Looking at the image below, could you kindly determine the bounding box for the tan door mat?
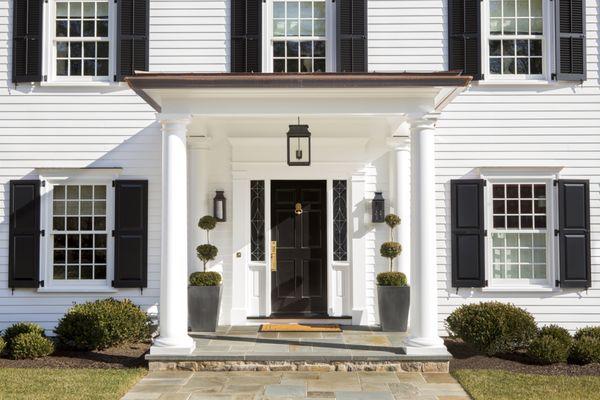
[259,323,342,332]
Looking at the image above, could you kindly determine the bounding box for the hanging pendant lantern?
[286,119,311,166]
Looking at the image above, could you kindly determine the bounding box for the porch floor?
[146,326,451,369]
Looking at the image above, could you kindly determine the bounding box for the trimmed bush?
[527,335,569,364]
[198,215,217,231]
[446,302,537,356]
[0,337,5,355]
[10,332,54,360]
[384,214,401,229]
[55,298,150,351]
[539,325,572,347]
[197,244,218,269]
[574,326,600,341]
[377,271,407,287]
[189,271,222,287]
[3,322,45,346]
[569,336,600,365]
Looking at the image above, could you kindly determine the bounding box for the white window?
[267,0,333,72]
[48,0,114,82]
[51,184,108,281]
[483,0,548,79]
[485,175,557,289]
[39,170,118,291]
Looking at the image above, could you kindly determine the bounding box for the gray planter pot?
[377,285,410,332]
[188,285,222,332]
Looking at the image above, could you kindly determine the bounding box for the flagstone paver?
[122,371,470,400]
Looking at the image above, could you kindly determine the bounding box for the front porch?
[125,72,472,360]
[146,325,450,372]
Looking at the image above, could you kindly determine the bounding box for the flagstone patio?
[122,371,470,400]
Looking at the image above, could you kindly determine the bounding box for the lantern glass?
[213,191,226,222]
[287,124,311,166]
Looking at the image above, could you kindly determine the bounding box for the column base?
[404,336,450,356]
[150,335,196,355]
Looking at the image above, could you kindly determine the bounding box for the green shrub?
[569,336,600,365]
[377,271,407,287]
[10,332,54,360]
[445,302,537,356]
[3,322,45,346]
[539,325,572,347]
[55,298,150,351]
[0,337,5,355]
[197,244,218,267]
[190,271,222,286]
[527,335,569,365]
[574,326,600,341]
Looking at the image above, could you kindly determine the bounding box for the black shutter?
[448,0,482,80]
[231,0,261,72]
[451,179,486,287]
[337,0,367,72]
[113,180,148,288]
[9,180,41,288]
[557,180,591,288]
[116,0,149,81]
[12,0,43,83]
[555,0,586,81]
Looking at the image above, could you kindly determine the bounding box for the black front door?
[271,180,327,315]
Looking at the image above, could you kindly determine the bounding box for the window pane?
[300,20,312,36]
[287,2,298,18]
[274,20,285,36]
[70,2,81,17]
[300,2,312,18]
[490,40,501,56]
[490,0,502,17]
[314,2,325,18]
[57,2,68,17]
[503,0,515,16]
[517,0,528,16]
[314,19,325,36]
[274,2,285,18]
[97,2,108,18]
[531,0,542,16]
[287,20,299,35]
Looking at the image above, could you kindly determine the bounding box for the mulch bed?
[446,338,600,376]
[0,342,150,369]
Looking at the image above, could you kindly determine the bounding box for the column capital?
[156,113,192,127]
[386,136,410,151]
[188,135,212,150]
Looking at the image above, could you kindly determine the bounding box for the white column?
[350,173,368,325]
[405,117,447,355]
[188,136,211,274]
[387,136,411,281]
[151,114,196,355]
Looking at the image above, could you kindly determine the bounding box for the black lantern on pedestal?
[372,192,385,223]
[213,191,226,222]
[286,123,311,166]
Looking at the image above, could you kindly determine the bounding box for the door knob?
[295,202,303,215]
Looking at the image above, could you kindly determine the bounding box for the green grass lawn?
[0,368,146,400]
[453,369,600,400]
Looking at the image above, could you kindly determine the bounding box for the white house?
[1,0,597,357]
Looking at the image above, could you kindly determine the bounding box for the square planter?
[377,285,410,332]
[188,285,222,332]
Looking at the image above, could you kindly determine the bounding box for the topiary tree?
[379,214,401,273]
[195,215,220,276]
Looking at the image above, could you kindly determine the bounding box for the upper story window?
[50,0,114,82]
[270,0,329,72]
[485,0,545,78]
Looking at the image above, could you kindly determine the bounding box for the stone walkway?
[122,371,470,400]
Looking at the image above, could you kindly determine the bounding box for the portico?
[125,72,471,359]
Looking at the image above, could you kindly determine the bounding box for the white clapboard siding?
[1,0,600,335]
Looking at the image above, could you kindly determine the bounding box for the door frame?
[270,179,328,316]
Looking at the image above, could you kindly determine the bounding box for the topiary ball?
[377,271,407,287]
[197,244,218,263]
[189,271,222,286]
[539,325,572,348]
[384,214,401,229]
[198,215,217,231]
[380,242,401,259]
[569,336,600,365]
[527,335,569,365]
[10,332,54,360]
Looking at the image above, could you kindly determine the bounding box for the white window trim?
[38,168,121,292]
[42,0,116,85]
[480,0,555,83]
[480,168,561,291]
[262,0,336,72]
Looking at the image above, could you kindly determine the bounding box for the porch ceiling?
[125,72,472,118]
